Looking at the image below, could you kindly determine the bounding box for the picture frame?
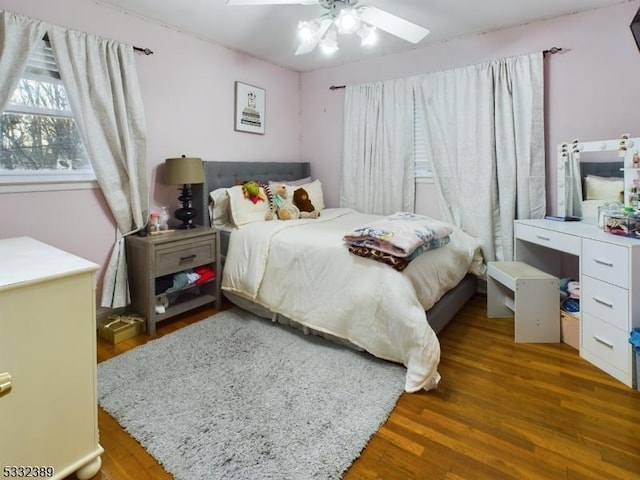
[234,81,266,135]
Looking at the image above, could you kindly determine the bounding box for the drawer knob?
[180,254,197,262]
[535,235,551,241]
[0,372,12,396]
[593,335,614,349]
[593,297,614,308]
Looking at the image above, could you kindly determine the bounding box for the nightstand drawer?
[581,275,628,331]
[156,238,215,276]
[514,223,580,255]
[582,313,630,376]
[582,239,628,288]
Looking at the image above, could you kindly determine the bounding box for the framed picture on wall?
[234,81,266,134]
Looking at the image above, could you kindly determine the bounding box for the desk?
[515,219,639,388]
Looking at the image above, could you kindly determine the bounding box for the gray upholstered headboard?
[192,161,311,227]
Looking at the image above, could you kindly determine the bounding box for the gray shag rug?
[97,307,405,480]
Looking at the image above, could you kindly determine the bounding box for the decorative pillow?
[226,184,270,226]
[585,175,623,201]
[285,180,325,210]
[208,188,231,228]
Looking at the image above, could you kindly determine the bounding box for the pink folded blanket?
[343,212,453,257]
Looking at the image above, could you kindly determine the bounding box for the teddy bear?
[265,184,300,220]
[242,180,266,204]
[293,187,320,218]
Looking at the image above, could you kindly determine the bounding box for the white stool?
[487,261,560,343]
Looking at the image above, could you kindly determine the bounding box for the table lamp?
[163,155,205,229]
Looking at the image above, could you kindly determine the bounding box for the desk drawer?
[582,239,628,288]
[581,275,629,331]
[156,238,215,276]
[582,313,630,376]
[515,224,580,255]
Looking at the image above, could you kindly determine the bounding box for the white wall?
[0,0,302,301]
[301,1,640,218]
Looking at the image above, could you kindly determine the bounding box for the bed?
[192,161,485,392]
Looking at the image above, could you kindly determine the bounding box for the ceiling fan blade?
[226,0,315,5]
[295,17,331,55]
[358,6,429,44]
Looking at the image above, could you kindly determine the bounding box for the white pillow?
[208,188,230,228]
[227,184,270,226]
[585,175,623,201]
[294,180,325,210]
[268,176,311,187]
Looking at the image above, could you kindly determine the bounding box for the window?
[0,37,95,191]
[413,98,432,181]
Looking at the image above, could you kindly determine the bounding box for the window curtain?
[47,26,148,308]
[0,9,148,308]
[340,78,415,215]
[414,52,545,262]
[0,10,46,111]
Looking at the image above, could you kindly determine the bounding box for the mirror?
[557,137,638,223]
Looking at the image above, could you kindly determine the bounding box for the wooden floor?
[73,296,640,480]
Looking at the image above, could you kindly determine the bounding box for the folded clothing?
[349,236,451,271]
[343,211,453,257]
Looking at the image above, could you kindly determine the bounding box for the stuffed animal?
[265,184,300,220]
[243,181,266,204]
[293,187,320,218]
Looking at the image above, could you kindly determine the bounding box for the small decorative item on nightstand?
[163,155,205,229]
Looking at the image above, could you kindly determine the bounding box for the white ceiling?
[96,0,631,72]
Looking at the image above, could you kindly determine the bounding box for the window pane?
[9,78,72,113]
[1,112,90,173]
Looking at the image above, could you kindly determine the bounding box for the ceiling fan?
[226,0,430,55]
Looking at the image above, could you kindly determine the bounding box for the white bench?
[487,261,560,343]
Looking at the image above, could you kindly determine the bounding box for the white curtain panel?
[47,25,149,308]
[0,10,46,111]
[340,78,415,215]
[415,52,545,262]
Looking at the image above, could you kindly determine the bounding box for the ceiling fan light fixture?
[320,29,339,55]
[357,24,377,46]
[297,20,318,42]
[335,7,360,34]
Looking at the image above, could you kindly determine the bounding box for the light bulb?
[298,21,316,42]
[320,29,339,55]
[357,24,377,46]
[336,8,359,34]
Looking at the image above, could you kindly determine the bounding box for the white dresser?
[0,238,103,479]
[515,219,640,388]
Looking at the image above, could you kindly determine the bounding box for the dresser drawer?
[155,238,215,276]
[582,239,628,288]
[581,313,630,376]
[581,276,629,331]
[514,223,580,255]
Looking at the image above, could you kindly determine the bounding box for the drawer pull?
[593,258,614,268]
[535,235,551,241]
[592,297,614,308]
[0,372,12,396]
[179,254,197,261]
[593,335,614,349]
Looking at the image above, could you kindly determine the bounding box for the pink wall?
[0,0,301,303]
[301,1,640,218]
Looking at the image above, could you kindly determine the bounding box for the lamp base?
[174,184,197,229]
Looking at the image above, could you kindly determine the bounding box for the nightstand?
[125,227,221,335]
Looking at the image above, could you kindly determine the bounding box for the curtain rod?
[134,46,154,55]
[329,47,563,90]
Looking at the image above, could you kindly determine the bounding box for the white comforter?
[222,208,484,392]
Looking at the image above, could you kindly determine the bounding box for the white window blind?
[0,37,95,191]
